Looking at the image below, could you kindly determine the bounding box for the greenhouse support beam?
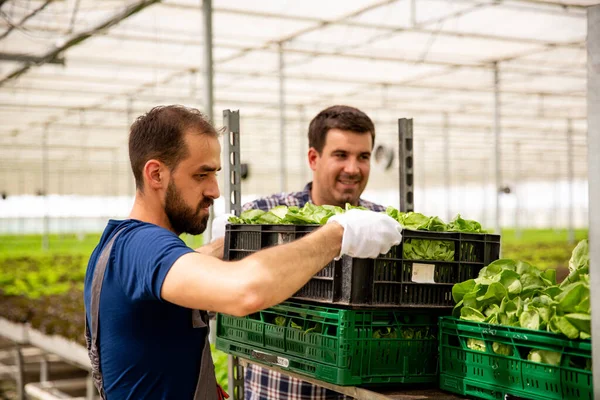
[0,52,64,65]
[7,67,588,100]
[398,119,414,213]
[222,110,242,217]
[160,3,590,36]
[202,0,215,243]
[298,105,307,185]
[279,42,287,193]
[0,0,161,87]
[1,94,587,124]
[553,163,561,231]
[0,0,53,41]
[419,139,426,211]
[587,5,600,397]
[14,346,25,400]
[127,97,135,197]
[443,113,451,222]
[482,161,488,228]
[86,373,96,400]
[567,118,575,244]
[493,62,502,237]
[42,124,49,251]
[40,354,48,382]
[112,149,119,197]
[514,142,522,239]
[202,0,214,122]
[222,109,243,399]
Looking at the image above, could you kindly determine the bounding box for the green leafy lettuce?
[453,240,590,342]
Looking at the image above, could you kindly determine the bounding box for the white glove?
[327,209,403,259]
[211,213,235,242]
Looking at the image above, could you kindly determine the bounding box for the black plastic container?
[224,224,500,308]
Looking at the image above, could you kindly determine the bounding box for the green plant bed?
[0,248,227,391]
[500,229,588,246]
[0,251,88,346]
[0,289,86,345]
[501,229,588,282]
[0,234,101,257]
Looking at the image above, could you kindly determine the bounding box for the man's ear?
[308,147,320,171]
[143,159,167,190]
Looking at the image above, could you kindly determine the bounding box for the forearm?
[162,226,342,317]
[243,223,343,310]
[195,238,224,259]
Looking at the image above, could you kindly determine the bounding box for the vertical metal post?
[279,41,287,192]
[40,353,49,382]
[410,0,417,26]
[42,124,49,251]
[203,0,215,243]
[551,159,560,231]
[58,166,64,195]
[80,109,86,197]
[228,356,245,400]
[298,105,307,185]
[18,168,24,195]
[112,149,119,197]
[514,142,522,239]
[127,98,135,196]
[587,7,600,396]
[190,69,197,98]
[567,118,575,244]
[493,62,502,235]
[14,345,24,400]
[223,110,242,217]
[203,0,216,332]
[19,169,25,233]
[443,113,451,222]
[482,160,488,227]
[419,139,426,212]
[202,0,214,122]
[398,118,414,212]
[86,372,96,400]
[223,109,244,400]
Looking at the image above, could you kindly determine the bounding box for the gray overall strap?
[85,227,127,399]
[86,227,219,399]
[192,309,219,400]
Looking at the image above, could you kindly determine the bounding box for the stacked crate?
[439,317,593,400]
[216,224,500,386]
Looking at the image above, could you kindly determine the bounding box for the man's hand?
[327,209,402,259]
[196,237,224,259]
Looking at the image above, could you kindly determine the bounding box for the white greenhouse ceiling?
[0,0,597,196]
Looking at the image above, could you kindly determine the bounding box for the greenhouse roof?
[0,0,597,196]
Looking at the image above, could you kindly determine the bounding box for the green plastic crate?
[439,317,592,400]
[216,301,442,386]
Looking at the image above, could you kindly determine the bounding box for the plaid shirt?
[242,182,384,400]
[242,182,386,213]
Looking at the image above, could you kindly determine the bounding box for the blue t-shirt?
[84,219,203,400]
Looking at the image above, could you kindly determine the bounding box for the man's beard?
[164,180,212,236]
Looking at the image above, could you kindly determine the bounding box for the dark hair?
[308,105,375,153]
[129,105,218,191]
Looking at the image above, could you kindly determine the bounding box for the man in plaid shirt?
[242,105,385,400]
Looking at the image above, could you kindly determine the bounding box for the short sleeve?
[113,224,194,302]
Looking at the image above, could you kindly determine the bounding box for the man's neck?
[128,193,174,232]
